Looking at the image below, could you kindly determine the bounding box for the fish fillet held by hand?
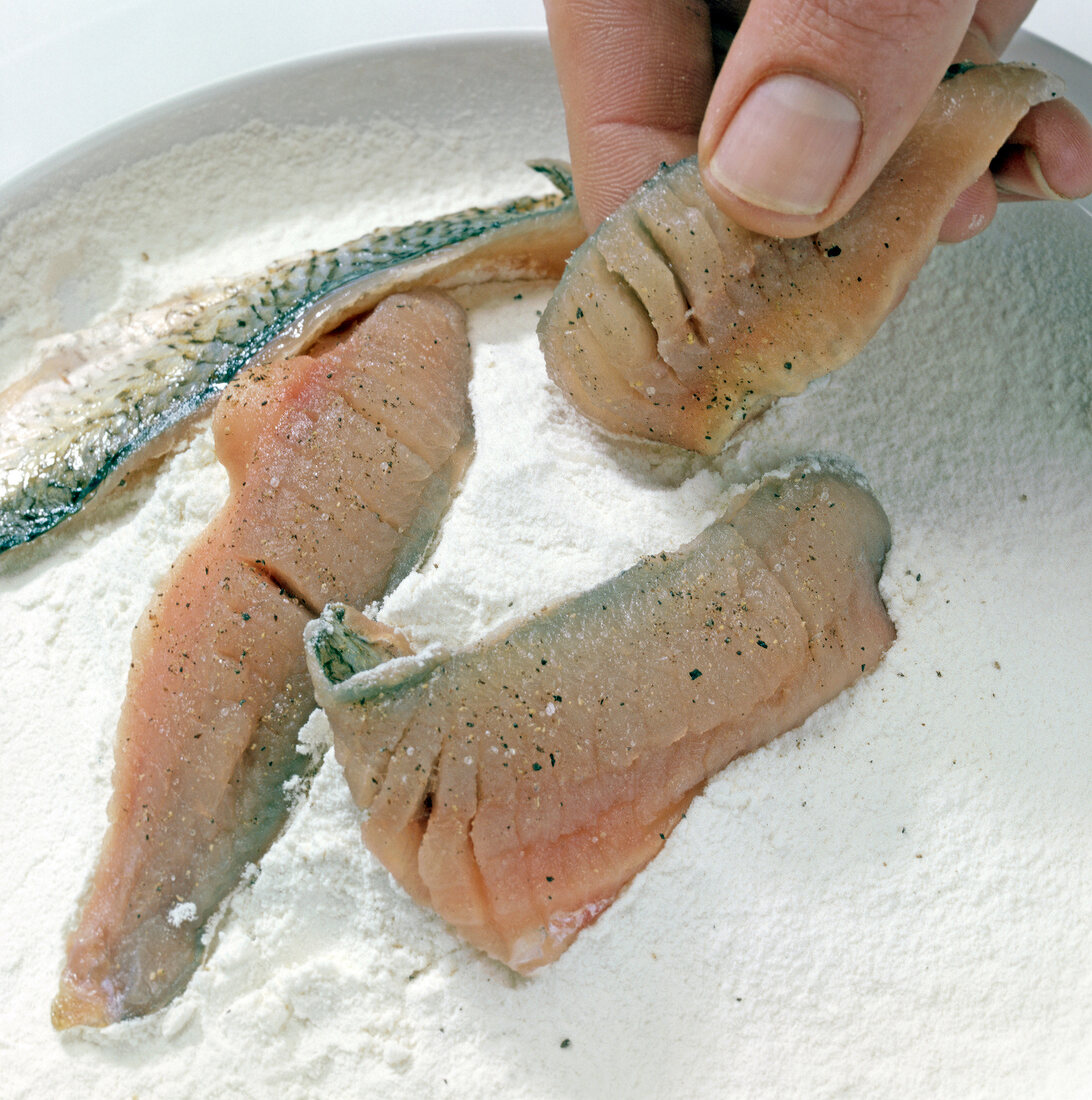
[308,461,895,972]
[52,291,474,1028]
[0,162,581,554]
[538,63,1062,453]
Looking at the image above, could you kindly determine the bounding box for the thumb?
[697,0,978,237]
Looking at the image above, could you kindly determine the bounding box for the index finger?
[544,0,717,230]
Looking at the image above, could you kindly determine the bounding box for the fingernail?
[708,74,861,216]
[992,144,1067,200]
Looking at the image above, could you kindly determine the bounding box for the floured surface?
[1,94,1090,1100]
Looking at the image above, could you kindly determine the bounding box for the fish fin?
[528,159,574,199]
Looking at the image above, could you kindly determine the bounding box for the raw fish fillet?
[52,291,474,1027]
[0,162,581,554]
[308,461,895,972]
[538,63,1062,453]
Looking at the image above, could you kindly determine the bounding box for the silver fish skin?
[0,162,583,554]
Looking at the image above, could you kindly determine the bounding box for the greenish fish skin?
[0,162,582,554]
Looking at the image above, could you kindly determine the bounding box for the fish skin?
[0,162,582,554]
[308,460,895,973]
[537,63,1063,454]
[52,291,474,1028]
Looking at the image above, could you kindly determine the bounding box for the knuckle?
[784,0,962,54]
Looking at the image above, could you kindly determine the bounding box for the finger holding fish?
[538,63,1062,455]
[545,0,1092,238]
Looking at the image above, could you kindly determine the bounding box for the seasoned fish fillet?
[52,291,474,1028]
[0,162,581,554]
[308,461,895,972]
[538,63,1062,453]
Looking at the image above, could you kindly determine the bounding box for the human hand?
[544,0,1092,240]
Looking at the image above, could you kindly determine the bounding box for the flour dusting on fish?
[0,162,583,554]
[52,291,474,1028]
[308,460,895,973]
[538,64,1062,454]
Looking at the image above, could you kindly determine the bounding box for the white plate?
[0,32,1089,1100]
[2,29,1090,214]
[1,0,1089,186]
[0,32,566,216]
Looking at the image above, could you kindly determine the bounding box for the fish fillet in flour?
[308,461,895,972]
[52,290,473,1028]
[0,162,581,553]
[538,63,1062,453]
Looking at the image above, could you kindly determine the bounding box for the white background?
[2,0,1090,188]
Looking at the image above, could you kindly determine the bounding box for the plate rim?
[2,28,1088,221]
[0,28,554,216]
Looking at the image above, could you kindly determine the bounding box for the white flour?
[0,109,1089,1099]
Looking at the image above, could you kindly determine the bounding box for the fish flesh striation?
[308,461,895,972]
[52,290,474,1028]
[537,63,1061,453]
[0,162,582,554]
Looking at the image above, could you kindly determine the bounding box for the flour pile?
[0,64,1089,1100]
